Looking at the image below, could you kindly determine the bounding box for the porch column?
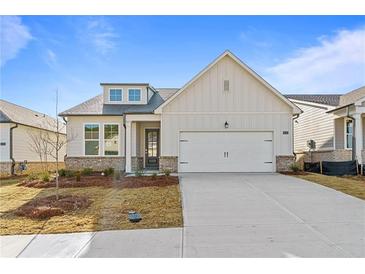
[354,113,363,164]
[125,121,132,173]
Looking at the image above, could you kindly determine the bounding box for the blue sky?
[1,16,364,117]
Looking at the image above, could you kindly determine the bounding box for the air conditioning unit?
[307,139,316,150]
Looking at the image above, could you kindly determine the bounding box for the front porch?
[125,114,161,173]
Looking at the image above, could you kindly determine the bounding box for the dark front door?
[145,129,159,169]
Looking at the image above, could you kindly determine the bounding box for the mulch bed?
[17,175,179,189]
[280,171,308,176]
[15,195,92,219]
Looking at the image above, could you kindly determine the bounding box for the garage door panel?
[179,131,273,172]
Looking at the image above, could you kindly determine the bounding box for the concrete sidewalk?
[0,228,182,258]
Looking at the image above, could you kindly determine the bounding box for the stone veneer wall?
[296,149,353,165]
[159,156,178,172]
[131,157,144,171]
[276,155,295,172]
[0,162,12,176]
[65,157,125,171]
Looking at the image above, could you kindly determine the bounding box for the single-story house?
[287,86,365,165]
[59,50,301,173]
[0,99,67,175]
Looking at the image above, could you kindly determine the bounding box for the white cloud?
[44,49,57,68]
[266,27,365,93]
[0,16,33,66]
[84,17,118,55]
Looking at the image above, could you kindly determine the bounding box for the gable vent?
[224,80,229,91]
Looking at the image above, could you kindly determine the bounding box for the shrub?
[135,169,144,177]
[103,167,114,176]
[65,170,75,177]
[75,171,81,182]
[151,172,158,180]
[58,169,66,177]
[27,172,38,181]
[81,168,93,176]
[289,163,301,173]
[40,172,50,182]
[163,169,171,176]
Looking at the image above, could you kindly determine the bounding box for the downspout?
[10,123,18,175]
[292,114,300,159]
[346,106,356,161]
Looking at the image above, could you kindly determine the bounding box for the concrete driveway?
[1,173,364,257]
[180,173,365,257]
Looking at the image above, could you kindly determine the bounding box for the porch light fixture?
[224,121,229,129]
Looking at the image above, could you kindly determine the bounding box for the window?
[128,89,141,101]
[110,89,122,101]
[104,124,119,155]
[84,124,99,155]
[345,119,353,149]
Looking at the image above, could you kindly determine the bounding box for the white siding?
[293,102,335,152]
[0,123,11,162]
[13,125,66,162]
[161,55,293,157]
[67,116,124,157]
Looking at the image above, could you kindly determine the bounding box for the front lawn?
[0,175,183,235]
[288,172,365,200]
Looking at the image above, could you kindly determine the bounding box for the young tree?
[27,128,52,172]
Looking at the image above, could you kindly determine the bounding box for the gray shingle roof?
[285,94,341,106]
[0,99,66,133]
[59,92,165,116]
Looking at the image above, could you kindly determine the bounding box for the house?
[0,100,67,175]
[287,86,365,165]
[59,50,301,173]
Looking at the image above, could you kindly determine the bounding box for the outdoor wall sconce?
[224,121,229,128]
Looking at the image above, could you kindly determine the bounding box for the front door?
[145,129,159,169]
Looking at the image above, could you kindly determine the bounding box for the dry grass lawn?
[289,172,365,200]
[0,177,183,235]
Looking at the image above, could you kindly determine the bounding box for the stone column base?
[159,156,178,173]
[0,162,12,176]
[276,155,295,172]
[131,157,144,171]
[65,157,125,171]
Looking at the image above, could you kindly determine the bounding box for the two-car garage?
[178,131,274,172]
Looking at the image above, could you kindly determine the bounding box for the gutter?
[292,114,300,158]
[10,123,18,175]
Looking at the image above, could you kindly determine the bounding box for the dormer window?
[110,89,122,101]
[128,89,141,102]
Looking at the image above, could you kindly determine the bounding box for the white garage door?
[179,131,274,172]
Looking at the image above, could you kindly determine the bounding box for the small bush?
[27,172,39,181]
[58,169,66,177]
[289,163,301,173]
[40,172,50,182]
[75,171,81,182]
[163,169,171,176]
[151,172,158,180]
[81,168,93,176]
[135,169,144,177]
[64,170,75,177]
[103,167,114,176]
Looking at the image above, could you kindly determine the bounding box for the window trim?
[103,123,120,157]
[83,123,101,156]
[344,118,353,150]
[109,88,123,102]
[128,88,141,102]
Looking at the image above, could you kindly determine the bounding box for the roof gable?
[155,50,301,114]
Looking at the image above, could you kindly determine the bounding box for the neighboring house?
[59,50,301,173]
[288,86,365,165]
[0,100,67,175]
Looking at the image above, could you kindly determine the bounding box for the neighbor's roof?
[338,86,365,106]
[59,92,165,116]
[156,88,179,101]
[285,94,341,107]
[0,99,66,133]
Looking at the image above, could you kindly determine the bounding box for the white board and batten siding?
[292,101,335,152]
[160,55,294,172]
